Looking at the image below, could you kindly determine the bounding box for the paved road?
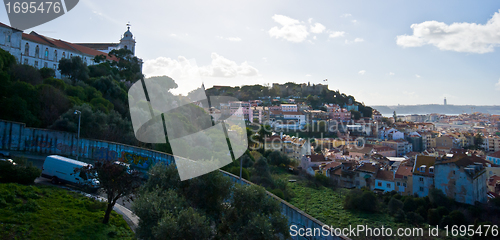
[13,152,139,231]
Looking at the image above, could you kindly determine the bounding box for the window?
[44,62,48,68]
[378,182,382,187]
[70,54,72,58]
[54,50,57,61]
[403,183,407,187]
[387,183,391,188]
[35,45,39,58]
[79,171,88,181]
[397,182,401,186]
[7,34,11,43]
[53,64,56,69]
[23,59,28,64]
[419,187,424,192]
[124,45,128,49]
[62,52,65,58]
[34,61,38,68]
[44,48,49,59]
[429,168,434,173]
[419,177,424,182]
[403,176,407,179]
[24,43,29,55]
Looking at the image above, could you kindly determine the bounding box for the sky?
[2,0,500,106]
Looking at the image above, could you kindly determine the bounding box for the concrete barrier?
[0,119,349,240]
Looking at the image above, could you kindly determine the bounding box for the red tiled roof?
[306,154,328,162]
[356,163,379,173]
[489,150,500,159]
[22,31,118,61]
[376,170,394,181]
[373,146,395,152]
[0,22,22,31]
[322,162,341,170]
[395,166,413,178]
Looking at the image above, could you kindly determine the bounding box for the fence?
[0,119,348,240]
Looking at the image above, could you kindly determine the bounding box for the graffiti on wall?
[24,139,155,169]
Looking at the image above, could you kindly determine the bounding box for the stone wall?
[0,119,348,240]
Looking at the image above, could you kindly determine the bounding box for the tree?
[267,151,290,166]
[39,67,55,79]
[58,56,89,83]
[78,160,142,224]
[134,164,289,240]
[388,197,404,215]
[428,188,450,209]
[9,64,43,85]
[474,133,484,150]
[108,49,143,82]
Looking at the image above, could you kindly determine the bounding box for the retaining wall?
[0,119,348,240]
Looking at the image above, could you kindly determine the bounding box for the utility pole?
[74,110,81,161]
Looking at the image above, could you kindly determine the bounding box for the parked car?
[41,155,99,191]
[0,158,16,165]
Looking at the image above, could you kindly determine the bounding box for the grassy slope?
[0,183,134,240]
[270,167,411,229]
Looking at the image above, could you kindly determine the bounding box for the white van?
[41,155,99,191]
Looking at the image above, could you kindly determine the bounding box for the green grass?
[0,183,134,240]
[271,168,413,229]
[287,181,411,229]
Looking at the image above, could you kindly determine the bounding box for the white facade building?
[1,21,137,78]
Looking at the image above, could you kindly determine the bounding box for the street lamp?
[74,110,81,161]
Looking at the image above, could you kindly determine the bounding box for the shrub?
[427,208,441,225]
[440,210,467,227]
[228,166,250,180]
[394,209,406,223]
[270,188,285,199]
[0,160,41,185]
[388,197,404,215]
[406,212,424,225]
[314,173,336,188]
[267,151,290,166]
[344,189,378,213]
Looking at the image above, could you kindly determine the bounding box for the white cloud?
[358,70,366,75]
[310,23,326,33]
[200,53,259,78]
[169,33,178,37]
[415,74,421,78]
[269,14,309,42]
[351,20,357,23]
[396,10,500,53]
[496,78,500,90]
[313,36,317,40]
[262,57,267,62]
[389,72,395,75]
[329,31,345,38]
[143,53,259,80]
[341,13,352,18]
[217,36,242,42]
[345,38,364,44]
[306,74,312,77]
